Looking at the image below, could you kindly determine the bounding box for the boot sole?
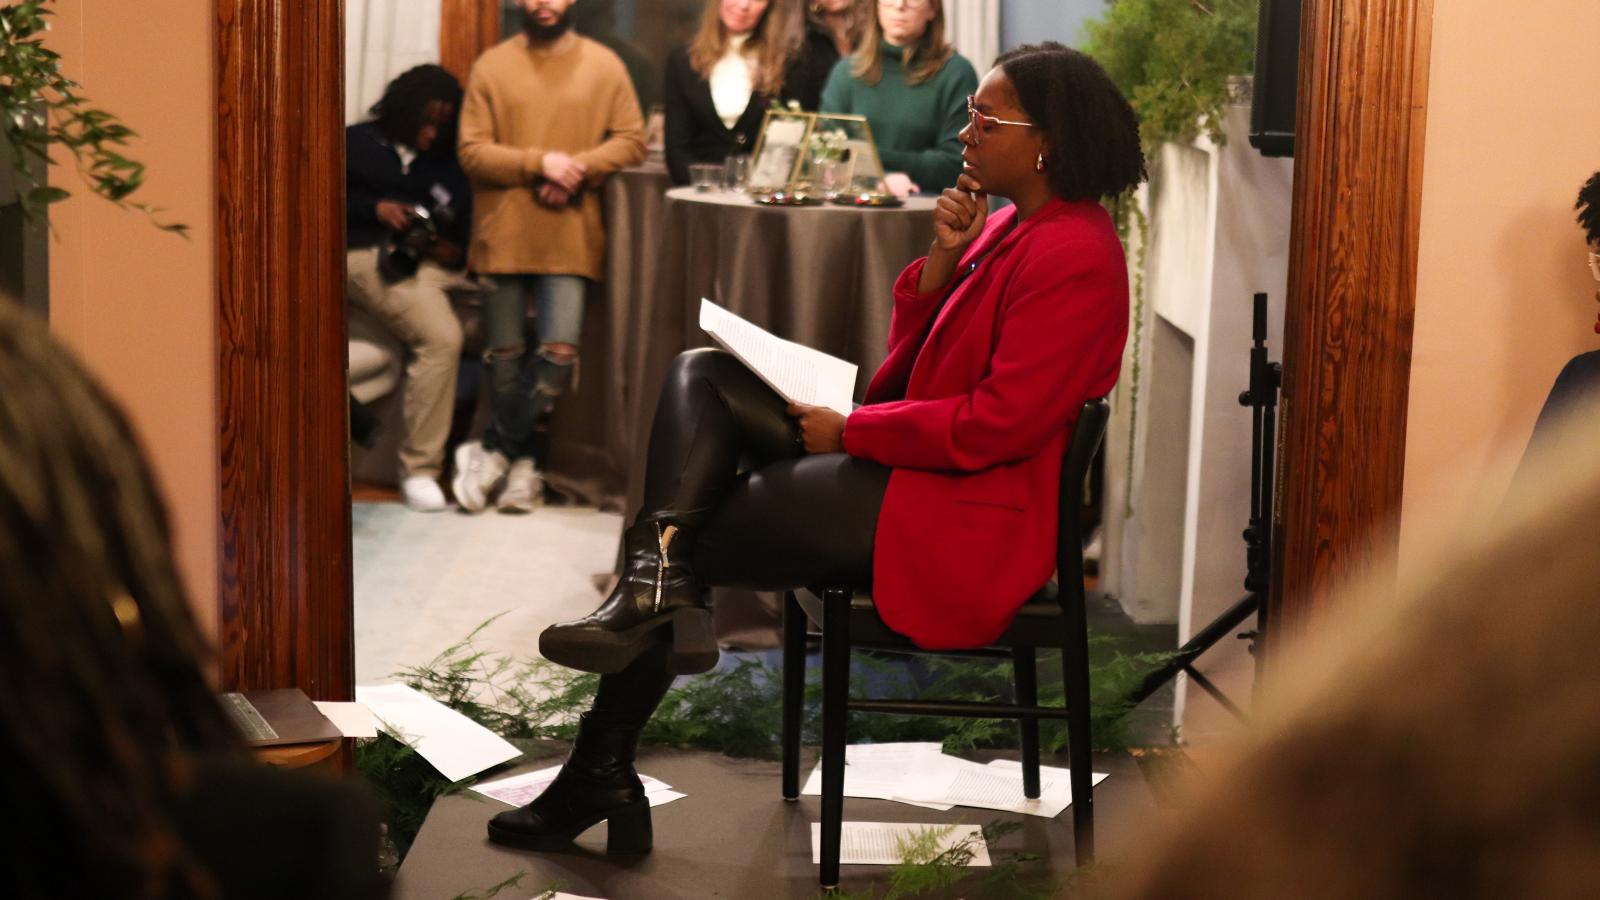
[541,608,718,675]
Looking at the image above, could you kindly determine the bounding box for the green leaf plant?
[358,616,1176,864]
[1084,0,1259,513]
[0,1,186,233]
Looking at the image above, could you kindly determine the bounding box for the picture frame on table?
[748,109,814,194]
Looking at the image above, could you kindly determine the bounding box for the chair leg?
[1062,603,1095,866]
[1012,646,1040,799]
[819,588,852,890]
[781,591,806,800]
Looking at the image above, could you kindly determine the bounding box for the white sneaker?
[497,458,544,514]
[451,441,508,514]
[401,476,449,512]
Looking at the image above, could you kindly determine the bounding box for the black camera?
[379,198,456,282]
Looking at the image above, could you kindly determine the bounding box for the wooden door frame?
[441,0,504,82]
[1269,0,1435,645]
[210,0,1437,689]
[214,0,352,698]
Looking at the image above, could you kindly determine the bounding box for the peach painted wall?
[46,1,218,637]
[1402,1,1600,564]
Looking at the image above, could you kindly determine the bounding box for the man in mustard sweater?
[453,0,645,514]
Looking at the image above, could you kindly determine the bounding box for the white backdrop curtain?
[345,0,443,124]
[945,0,1001,72]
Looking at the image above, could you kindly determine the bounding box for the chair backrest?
[1055,398,1110,599]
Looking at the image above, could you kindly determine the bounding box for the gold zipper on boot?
[654,523,678,614]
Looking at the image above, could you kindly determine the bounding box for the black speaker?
[1249,0,1300,157]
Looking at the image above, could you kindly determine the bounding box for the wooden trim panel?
[215,0,353,699]
[441,0,504,83]
[1270,0,1435,642]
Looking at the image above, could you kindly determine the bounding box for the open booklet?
[698,299,858,416]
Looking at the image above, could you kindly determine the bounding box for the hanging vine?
[1085,0,1258,516]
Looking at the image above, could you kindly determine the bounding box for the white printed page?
[894,755,1110,819]
[809,822,991,866]
[473,765,682,808]
[699,299,857,416]
[355,683,522,783]
[800,742,954,811]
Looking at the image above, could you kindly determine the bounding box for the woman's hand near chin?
[932,173,988,252]
[919,173,988,295]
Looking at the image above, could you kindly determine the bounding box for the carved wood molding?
[1270,0,1435,642]
[441,0,504,83]
[215,0,353,698]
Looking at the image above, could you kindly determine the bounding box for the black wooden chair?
[780,398,1110,890]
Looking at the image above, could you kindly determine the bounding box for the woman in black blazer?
[664,0,841,185]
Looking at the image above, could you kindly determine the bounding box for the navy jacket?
[346,122,472,257]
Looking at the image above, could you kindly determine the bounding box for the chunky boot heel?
[486,712,661,856]
[541,517,711,674]
[665,607,719,675]
[603,798,654,854]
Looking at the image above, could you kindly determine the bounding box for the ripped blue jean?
[480,273,588,461]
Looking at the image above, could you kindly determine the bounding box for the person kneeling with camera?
[347,65,474,511]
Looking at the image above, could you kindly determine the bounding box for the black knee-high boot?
[487,642,676,853]
[540,350,792,676]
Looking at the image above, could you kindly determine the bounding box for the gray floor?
[394,748,1169,900]
[353,501,625,685]
[356,501,1201,898]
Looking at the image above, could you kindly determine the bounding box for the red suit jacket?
[842,198,1129,649]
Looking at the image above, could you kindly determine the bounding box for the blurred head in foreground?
[1116,406,1600,900]
[0,301,241,897]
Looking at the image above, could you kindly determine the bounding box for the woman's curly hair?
[997,42,1146,202]
[1576,171,1600,246]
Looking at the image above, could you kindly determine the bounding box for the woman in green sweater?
[819,0,976,196]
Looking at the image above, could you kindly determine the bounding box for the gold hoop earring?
[1035,152,1046,172]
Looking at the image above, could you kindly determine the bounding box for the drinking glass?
[816,159,849,199]
[722,154,751,192]
[689,163,723,192]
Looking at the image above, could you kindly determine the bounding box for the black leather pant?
[642,348,889,591]
[588,349,890,753]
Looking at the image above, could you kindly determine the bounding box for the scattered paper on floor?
[810,822,991,866]
[800,742,954,811]
[893,756,1109,818]
[475,764,682,808]
[355,683,521,782]
[312,701,379,738]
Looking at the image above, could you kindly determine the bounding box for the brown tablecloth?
[624,188,938,511]
[541,162,672,508]
[624,187,939,646]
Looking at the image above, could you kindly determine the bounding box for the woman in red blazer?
[490,42,1145,855]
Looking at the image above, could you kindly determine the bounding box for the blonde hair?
[850,0,953,87]
[688,0,802,98]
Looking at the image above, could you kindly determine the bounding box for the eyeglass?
[1590,251,1600,282]
[877,0,930,8]
[965,95,1035,143]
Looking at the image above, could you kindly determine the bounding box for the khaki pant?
[346,247,463,479]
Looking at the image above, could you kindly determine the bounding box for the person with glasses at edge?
[1511,171,1600,481]
[663,0,840,187]
[484,43,1145,860]
[817,0,976,199]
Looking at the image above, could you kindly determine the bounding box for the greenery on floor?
[357,616,1176,865]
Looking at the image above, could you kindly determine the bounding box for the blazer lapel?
[910,200,1070,385]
